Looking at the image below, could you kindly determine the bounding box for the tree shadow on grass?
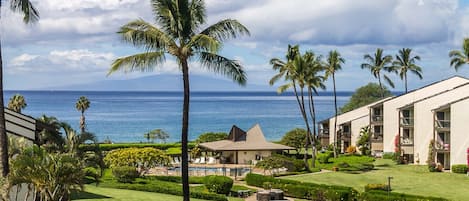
[71,190,111,200]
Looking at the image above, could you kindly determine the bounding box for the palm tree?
[36,115,64,153]
[75,96,90,134]
[7,94,27,113]
[107,1,249,199]
[393,48,423,93]
[361,48,394,97]
[0,0,39,177]
[449,38,469,71]
[324,50,345,158]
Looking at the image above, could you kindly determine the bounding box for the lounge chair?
[207,157,216,164]
[174,157,180,164]
[193,158,200,164]
[199,157,206,164]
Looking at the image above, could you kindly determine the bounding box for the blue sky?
[3,0,469,91]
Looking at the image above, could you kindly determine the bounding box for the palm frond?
[383,74,395,88]
[10,0,39,24]
[188,34,220,53]
[269,72,285,86]
[200,19,250,41]
[189,0,206,31]
[151,0,182,39]
[277,83,293,94]
[118,19,177,52]
[199,52,246,86]
[108,52,166,75]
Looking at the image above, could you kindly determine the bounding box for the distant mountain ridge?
[49,74,274,91]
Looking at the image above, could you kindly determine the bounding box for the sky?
[3,0,469,91]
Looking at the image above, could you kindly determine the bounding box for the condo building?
[319,76,469,171]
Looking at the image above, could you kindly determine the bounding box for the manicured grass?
[284,159,469,201]
[72,185,243,201]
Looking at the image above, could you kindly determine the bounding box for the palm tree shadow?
[71,190,111,200]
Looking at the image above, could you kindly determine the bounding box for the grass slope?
[284,159,469,201]
[73,185,244,201]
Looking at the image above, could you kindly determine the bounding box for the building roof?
[199,124,295,151]
[432,96,469,112]
[397,82,469,110]
[319,96,393,123]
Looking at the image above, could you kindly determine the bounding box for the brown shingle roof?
[199,124,294,151]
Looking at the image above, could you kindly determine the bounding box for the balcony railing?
[340,132,351,139]
[400,117,414,126]
[319,129,329,135]
[371,132,383,140]
[371,115,383,122]
[435,120,450,128]
[401,137,413,145]
[435,141,450,151]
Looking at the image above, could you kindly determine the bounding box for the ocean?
[4,91,351,142]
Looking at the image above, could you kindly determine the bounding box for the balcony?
[401,137,413,146]
[371,115,383,123]
[340,132,351,140]
[371,133,383,142]
[400,117,414,127]
[435,120,450,130]
[435,141,450,151]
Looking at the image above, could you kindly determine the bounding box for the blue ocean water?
[4,91,350,142]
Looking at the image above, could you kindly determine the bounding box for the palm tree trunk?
[404,72,408,93]
[332,73,338,158]
[80,111,85,134]
[300,87,314,168]
[292,82,311,169]
[307,88,316,168]
[0,10,9,176]
[181,59,190,201]
[378,73,384,98]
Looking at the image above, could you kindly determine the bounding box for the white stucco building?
[319,76,469,171]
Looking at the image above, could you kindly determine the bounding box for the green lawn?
[284,159,469,201]
[72,185,243,201]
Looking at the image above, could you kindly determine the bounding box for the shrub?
[84,167,100,184]
[364,183,389,192]
[346,146,357,154]
[104,147,171,173]
[451,164,468,174]
[203,175,233,195]
[382,152,394,159]
[360,190,448,201]
[317,151,333,164]
[112,166,139,183]
[149,175,205,184]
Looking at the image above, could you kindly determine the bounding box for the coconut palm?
[75,96,90,134]
[393,48,423,93]
[107,0,249,199]
[449,38,469,71]
[7,94,27,113]
[324,50,345,158]
[361,48,394,97]
[0,0,39,177]
[36,115,64,152]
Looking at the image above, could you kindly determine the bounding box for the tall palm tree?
[7,94,27,113]
[324,50,345,158]
[75,96,90,134]
[0,0,39,177]
[107,1,249,199]
[449,38,469,71]
[361,48,394,97]
[393,48,423,93]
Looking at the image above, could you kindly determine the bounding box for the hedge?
[112,166,139,183]
[245,173,357,200]
[80,143,196,152]
[148,175,205,184]
[203,175,233,195]
[451,164,468,174]
[364,183,389,192]
[101,180,227,201]
[359,190,449,201]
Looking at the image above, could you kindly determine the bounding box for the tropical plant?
[280,128,307,153]
[7,94,27,113]
[340,83,392,113]
[107,1,249,199]
[361,48,394,97]
[393,48,423,92]
[104,147,171,174]
[356,126,370,155]
[324,50,345,158]
[0,0,39,177]
[9,145,84,201]
[75,96,90,134]
[36,115,65,152]
[449,38,469,71]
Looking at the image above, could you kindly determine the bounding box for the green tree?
[104,147,171,174]
[107,1,249,199]
[144,129,170,143]
[340,83,392,113]
[0,0,39,177]
[195,132,228,143]
[361,48,394,97]
[449,38,469,71]
[75,96,90,134]
[280,128,307,153]
[7,94,27,113]
[393,48,423,93]
[356,126,370,155]
[324,50,345,158]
